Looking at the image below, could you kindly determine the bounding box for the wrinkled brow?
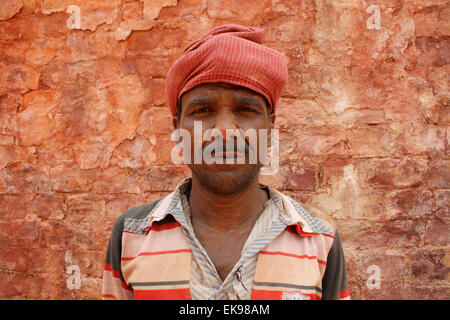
[185,97,212,111]
[237,96,265,109]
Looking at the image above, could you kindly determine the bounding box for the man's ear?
[267,112,276,148]
[172,99,183,130]
[172,116,179,130]
[269,113,276,128]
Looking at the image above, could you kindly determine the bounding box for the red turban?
[165,24,288,116]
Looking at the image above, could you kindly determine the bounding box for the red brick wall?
[0,0,448,299]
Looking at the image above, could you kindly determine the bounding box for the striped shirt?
[173,178,289,300]
[102,177,350,300]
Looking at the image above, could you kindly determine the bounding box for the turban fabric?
[165,24,288,116]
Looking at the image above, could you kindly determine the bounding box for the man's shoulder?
[275,190,337,236]
[112,199,162,232]
[297,202,337,232]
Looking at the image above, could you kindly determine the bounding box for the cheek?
[223,114,270,140]
[235,115,269,130]
[180,117,215,131]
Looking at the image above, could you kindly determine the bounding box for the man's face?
[173,82,275,195]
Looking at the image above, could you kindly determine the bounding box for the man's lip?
[212,151,245,157]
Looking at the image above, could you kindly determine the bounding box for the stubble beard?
[188,163,262,195]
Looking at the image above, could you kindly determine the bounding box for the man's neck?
[187,175,269,234]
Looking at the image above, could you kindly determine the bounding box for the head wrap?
[165,24,288,116]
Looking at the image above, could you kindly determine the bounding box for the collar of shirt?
[138,178,334,240]
[140,177,334,237]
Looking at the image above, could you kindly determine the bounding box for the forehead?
[181,82,266,103]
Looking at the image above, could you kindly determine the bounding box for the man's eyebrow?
[185,97,212,110]
[238,96,265,108]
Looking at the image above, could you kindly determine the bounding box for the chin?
[188,163,261,195]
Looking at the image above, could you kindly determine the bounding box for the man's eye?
[192,107,211,114]
[238,106,257,113]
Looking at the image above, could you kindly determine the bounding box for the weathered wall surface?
[0,0,448,299]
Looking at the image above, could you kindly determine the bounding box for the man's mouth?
[209,142,249,161]
[212,151,246,159]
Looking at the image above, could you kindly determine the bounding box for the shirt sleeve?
[101,214,135,300]
[321,230,350,300]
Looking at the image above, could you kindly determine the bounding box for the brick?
[147,165,191,192]
[128,25,184,54]
[71,250,104,278]
[55,64,143,148]
[64,31,127,64]
[276,98,329,132]
[407,249,449,283]
[414,6,441,37]
[137,107,176,138]
[0,195,27,220]
[279,161,317,191]
[0,93,21,133]
[74,137,115,170]
[260,160,317,191]
[142,0,177,20]
[38,220,104,252]
[424,218,450,246]
[141,78,166,106]
[17,90,59,146]
[0,15,45,42]
[364,158,428,189]
[0,246,28,272]
[28,248,65,274]
[427,160,450,188]
[358,249,409,282]
[435,190,450,219]
[386,188,434,219]
[153,134,179,165]
[0,162,50,194]
[41,0,119,32]
[281,190,314,205]
[0,221,40,247]
[0,62,40,94]
[177,0,207,16]
[49,165,96,193]
[91,167,141,194]
[395,125,446,156]
[394,284,450,300]
[135,53,174,78]
[64,194,105,223]
[0,271,40,298]
[38,221,74,250]
[0,0,23,20]
[38,271,71,299]
[77,277,103,300]
[206,0,263,20]
[439,6,450,36]
[104,193,147,223]
[338,219,425,249]
[110,135,157,169]
[346,126,397,158]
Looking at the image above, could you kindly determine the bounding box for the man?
[102,24,350,300]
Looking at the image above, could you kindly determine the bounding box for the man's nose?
[213,107,238,134]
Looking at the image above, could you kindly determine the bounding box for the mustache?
[202,138,251,154]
